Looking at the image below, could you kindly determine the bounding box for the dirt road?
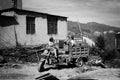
[69,68,120,80]
[0,63,120,80]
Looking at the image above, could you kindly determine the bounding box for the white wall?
[35,16,48,44]
[0,25,16,49]
[2,11,15,16]
[15,14,28,45]
[56,17,67,40]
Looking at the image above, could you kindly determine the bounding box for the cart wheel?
[38,59,45,72]
[76,58,83,67]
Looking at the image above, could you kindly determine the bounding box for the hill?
[67,21,120,41]
[68,21,120,33]
[68,21,120,34]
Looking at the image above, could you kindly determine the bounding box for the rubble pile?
[86,55,106,68]
[0,45,45,64]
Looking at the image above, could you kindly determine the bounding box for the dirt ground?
[69,68,120,80]
[0,63,120,80]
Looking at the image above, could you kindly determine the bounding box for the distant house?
[115,32,120,50]
[0,8,67,49]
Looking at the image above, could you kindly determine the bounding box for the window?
[47,16,58,35]
[26,16,35,34]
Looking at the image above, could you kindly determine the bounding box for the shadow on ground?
[41,63,77,72]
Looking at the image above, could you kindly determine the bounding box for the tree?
[89,45,99,56]
[95,35,105,51]
[93,35,106,63]
[95,35,117,63]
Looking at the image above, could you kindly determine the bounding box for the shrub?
[106,59,120,68]
[100,49,116,63]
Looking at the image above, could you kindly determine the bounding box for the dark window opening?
[47,16,58,35]
[26,16,35,34]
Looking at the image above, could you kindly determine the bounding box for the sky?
[0,0,120,27]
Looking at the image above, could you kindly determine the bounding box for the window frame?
[26,16,35,35]
[47,15,58,35]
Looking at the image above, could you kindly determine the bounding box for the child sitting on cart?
[64,36,76,54]
[70,36,76,47]
[48,37,58,58]
[42,37,58,64]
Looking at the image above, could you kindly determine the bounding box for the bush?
[95,35,105,51]
[100,49,116,63]
[112,59,120,68]
[89,46,98,56]
[106,59,120,68]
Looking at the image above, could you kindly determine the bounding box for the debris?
[0,45,45,63]
[0,55,7,67]
[35,73,59,80]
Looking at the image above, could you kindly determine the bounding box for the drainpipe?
[14,24,19,47]
[13,12,19,47]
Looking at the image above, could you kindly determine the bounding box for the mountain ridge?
[68,21,120,34]
[67,21,120,42]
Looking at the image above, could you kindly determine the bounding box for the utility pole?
[76,17,83,41]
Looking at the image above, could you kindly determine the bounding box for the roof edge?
[1,8,67,18]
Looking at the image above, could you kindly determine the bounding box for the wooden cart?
[38,40,89,72]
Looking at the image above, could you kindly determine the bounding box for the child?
[48,37,55,47]
[48,37,58,62]
[70,36,76,47]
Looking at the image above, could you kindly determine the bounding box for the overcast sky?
[23,0,120,27]
[0,0,120,27]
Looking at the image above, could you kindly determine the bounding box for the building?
[0,0,67,49]
[0,15,19,48]
[115,32,120,50]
